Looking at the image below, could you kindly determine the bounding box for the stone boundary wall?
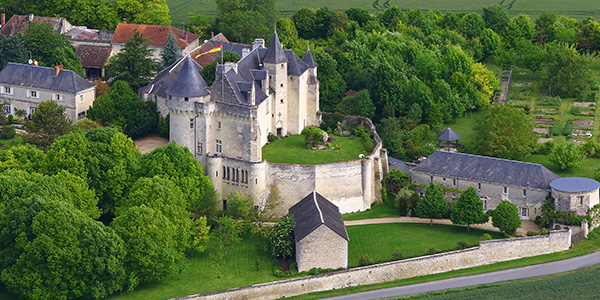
[174,229,571,300]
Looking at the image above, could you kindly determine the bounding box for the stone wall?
[552,188,599,216]
[296,225,348,272]
[174,229,571,300]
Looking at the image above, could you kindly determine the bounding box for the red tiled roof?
[76,45,112,69]
[0,14,69,37]
[111,23,199,48]
[190,42,220,67]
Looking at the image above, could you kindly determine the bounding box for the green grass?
[287,228,600,300]
[397,263,600,299]
[262,134,369,165]
[167,0,600,26]
[523,154,600,178]
[343,193,398,220]
[347,223,504,267]
[440,111,486,153]
[0,134,23,148]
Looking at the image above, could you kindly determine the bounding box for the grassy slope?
[347,223,504,267]
[0,134,23,148]
[262,134,368,165]
[399,264,600,299]
[167,0,600,27]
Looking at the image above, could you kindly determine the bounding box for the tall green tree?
[161,33,181,69]
[314,51,346,113]
[492,200,522,235]
[24,100,72,149]
[23,22,84,76]
[215,0,276,43]
[546,43,593,97]
[416,182,448,226]
[475,105,535,160]
[337,89,375,118]
[267,216,295,259]
[482,5,510,33]
[535,11,557,44]
[114,0,171,25]
[451,187,486,231]
[214,216,242,256]
[106,32,158,90]
[0,35,27,70]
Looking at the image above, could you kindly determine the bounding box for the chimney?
[28,14,34,22]
[252,38,265,49]
[242,48,250,58]
[211,31,214,38]
[184,31,187,43]
[223,61,238,74]
[1,14,5,28]
[122,18,126,23]
[54,63,60,76]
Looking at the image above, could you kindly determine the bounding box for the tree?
[546,43,593,98]
[314,51,346,112]
[114,0,171,25]
[189,13,212,37]
[457,13,485,39]
[0,35,27,70]
[346,7,371,26]
[383,169,411,195]
[292,8,317,39]
[24,100,72,149]
[492,200,522,235]
[276,17,298,49]
[451,187,486,231]
[161,33,181,69]
[549,142,585,170]
[0,196,126,300]
[267,216,295,259]
[482,5,510,33]
[43,132,90,178]
[416,182,448,226]
[106,32,158,90]
[215,0,276,43]
[535,11,557,44]
[479,28,501,61]
[224,192,257,222]
[337,89,375,118]
[87,81,159,138]
[214,216,242,256]
[518,43,546,80]
[475,105,535,160]
[23,22,84,76]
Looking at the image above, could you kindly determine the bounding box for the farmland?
[167,0,600,27]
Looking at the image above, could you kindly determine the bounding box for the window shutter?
[0,86,4,94]
[52,94,56,100]
[26,90,30,98]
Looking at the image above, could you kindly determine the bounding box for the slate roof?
[303,46,317,68]
[66,27,114,42]
[550,177,600,193]
[0,63,95,94]
[412,151,559,190]
[437,127,461,141]
[0,14,71,37]
[165,55,210,98]
[111,23,199,47]
[289,191,349,243]
[76,45,112,69]
[138,55,204,98]
[190,33,252,67]
[388,157,411,173]
[262,31,287,64]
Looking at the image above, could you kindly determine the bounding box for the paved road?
[323,251,600,300]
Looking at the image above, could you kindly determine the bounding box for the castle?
[140,31,387,215]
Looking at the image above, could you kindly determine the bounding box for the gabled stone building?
[0,63,96,123]
[412,151,559,220]
[289,191,349,272]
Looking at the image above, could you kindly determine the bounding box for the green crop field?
[167,0,600,28]
[397,263,600,299]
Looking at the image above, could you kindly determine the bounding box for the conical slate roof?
[263,31,288,64]
[303,44,317,68]
[165,55,210,98]
[437,127,461,141]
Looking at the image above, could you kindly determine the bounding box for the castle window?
[520,207,528,217]
[197,142,202,154]
[478,183,481,190]
[184,97,189,101]
[430,176,433,182]
[442,177,446,182]
[5,86,12,95]
[280,99,283,104]
[189,118,194,129]
[281,64,284,68]
[80,95,84,103]
[222,166,226,179]
[226,167,230,180]
[577,196,584,205]
[523,189,526,197]
[216,139,222,153]
[52,94,63,102]
[236,169,240,182]
[452,179,456,186]
[481,198,487,210]
[503,186,508,195]
[218,122,221,129]
[28,90,38,98]
[78,111,86,119]
[280,83,283,87]
[169,95,172,100]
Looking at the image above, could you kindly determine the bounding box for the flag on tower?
[195,45,222,58]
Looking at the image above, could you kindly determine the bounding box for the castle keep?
[140,31,387,215]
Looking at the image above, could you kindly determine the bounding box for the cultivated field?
[168,0,600,27]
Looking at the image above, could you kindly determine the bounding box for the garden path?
[133,135,169,154]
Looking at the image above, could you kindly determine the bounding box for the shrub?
[392,251,405,260]
[526,231,539,236]
[566,213,587,225]
[550,124,562,136]
[268,133,278,142]
[456,240,469,249]
[480,233,492,241]
[358,254,374,266]
[7,114,13,124]
[571,107,584,116]
[0,125,16,139]
[563,122,573,136]
[427,247,439,255]
[158,114,170,139]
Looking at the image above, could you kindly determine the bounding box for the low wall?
[174,229,571,300]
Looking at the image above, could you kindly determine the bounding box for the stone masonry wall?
[176,229,571,300]
[296,225,348,272]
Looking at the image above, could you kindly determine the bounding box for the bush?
[0,125,16,139]
[563,122,573,136]
[550,124,562,136]
[358,254,374,266]
[526,231,540,236]
[566,213,587,225]
[571,107,584,116]
[427,247,439,255]
[158,114,170,139]
[392,251,405,260]
[7,114,13,124]
[268,133,278,142]
[480,233,492,241]
[456,240,469,249]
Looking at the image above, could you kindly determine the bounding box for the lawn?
[0,134,23,149]
[347,223,504,267]
[432,111,486,154]
[167,0,600,28]
[343,194,398,221]
[523,154,600,179]
[398,263,600,299]
[262,134,369,165]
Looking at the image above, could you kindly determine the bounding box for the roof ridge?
[437,151,546,168]
[313,191,324,224]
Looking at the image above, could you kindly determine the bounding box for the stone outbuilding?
[550,177,600,215]
[289,191,349,272]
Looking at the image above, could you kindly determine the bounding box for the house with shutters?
[289,191,349,272]
[0,63,96,123]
